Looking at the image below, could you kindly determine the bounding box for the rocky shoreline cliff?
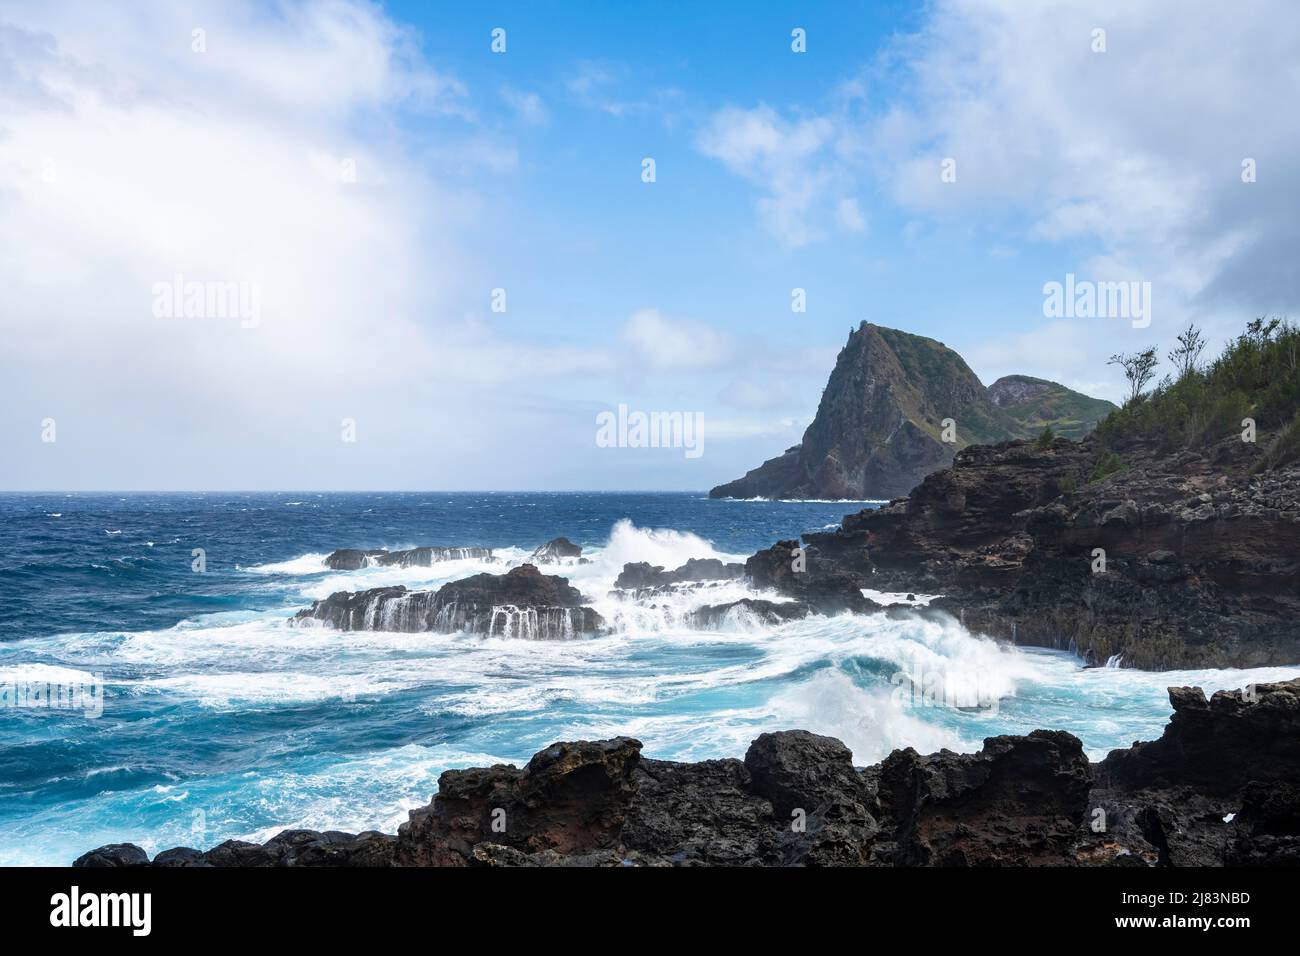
[75,678,1300,867]
[746,431,1299,669]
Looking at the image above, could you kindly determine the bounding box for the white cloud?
[869,0,1300,316]
[563,58,683,125]
[835,197,866,232]
[565,60,629,116]
[622,309,731,371]
[696,106,841,247]
[0,0,595,490]
[706,416,809,441]
[501,85,548,126]
[718,377,789,410]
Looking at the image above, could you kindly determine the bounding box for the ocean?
[1,491,1293,866]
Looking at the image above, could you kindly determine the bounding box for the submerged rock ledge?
[74,678,1300,867]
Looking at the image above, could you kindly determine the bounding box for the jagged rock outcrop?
[324,546,492,570]
[614,557,745,590]
[877,730,1091,865]
[72,843,151,868]
[751,433,1300,668]
[744,539,879,615]
[710,322,1115,501]
[74,679,1300,868]
[527,537,584,564]
[1082,680,1300,866]
[294,564,604,638]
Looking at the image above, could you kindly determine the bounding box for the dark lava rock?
[744,539,879,615]
[744,731,880,865]
[152,847,209,867]
[322,548,387,570]
[528,537,583,563]
[294,564,604,637]
[1226,781,1300,866]
[614,557,745,589]
[77,832,396,868]
[1099,680,1300,795]
[72,843,151,868]
[1079,679,1300,866]
[877,730,1091,866]
[397,737,643,866]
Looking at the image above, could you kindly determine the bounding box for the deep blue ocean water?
[2,491,1295,865]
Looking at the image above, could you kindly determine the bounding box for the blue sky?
[1,1,1296,489]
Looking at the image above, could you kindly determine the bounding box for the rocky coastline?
[74,678,1300,867]
[749,432,1300,669]
[95,419,1296,867]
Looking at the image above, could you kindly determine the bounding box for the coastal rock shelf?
[294,564,605,638]
[74,679,1300,867]
[749,433,1300,669]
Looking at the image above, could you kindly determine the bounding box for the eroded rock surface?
[749,434,1300,668]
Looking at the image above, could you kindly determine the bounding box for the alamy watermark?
[1043,272,1151,328]
[2,671,103,718]
[50,886,150,936]
[595,404,704,459]
[152,273,261,328]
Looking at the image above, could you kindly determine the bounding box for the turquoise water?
[1,492,1295,865]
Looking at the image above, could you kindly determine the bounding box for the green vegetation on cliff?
[1098,317,1300,469]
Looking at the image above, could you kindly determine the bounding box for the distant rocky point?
[710,322,1115,501]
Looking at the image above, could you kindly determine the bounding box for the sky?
[2,0,1297,490]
